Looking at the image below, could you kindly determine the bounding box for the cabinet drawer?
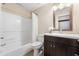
[44,35,54,42]
[53,36,77,47]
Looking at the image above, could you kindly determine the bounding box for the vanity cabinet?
[44,36,55,56]
[44,35,79,56]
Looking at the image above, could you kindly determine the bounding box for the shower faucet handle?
[1,43,6,47]
[0,37,4,39]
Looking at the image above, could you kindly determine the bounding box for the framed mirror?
[53,4,73,31]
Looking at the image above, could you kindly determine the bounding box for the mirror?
[53,4,73,31]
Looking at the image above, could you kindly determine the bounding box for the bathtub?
[0,43,32,56]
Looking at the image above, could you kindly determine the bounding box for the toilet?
[32,34,44,56]
[32,41,42,49]
[32,41,42,56]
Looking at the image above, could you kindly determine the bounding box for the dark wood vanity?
[44,34,79,56]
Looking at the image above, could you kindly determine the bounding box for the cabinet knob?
[77,40,79,42]
[50,45,52,47]
[74,54,78,56]
[53,45,55,48]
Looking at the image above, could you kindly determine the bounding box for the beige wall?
[2,3,32,19]
[0,3,2,11]
[34,4,79,34]
[34,4,53,34]
[72,4,79,34]
[1,3,79,34]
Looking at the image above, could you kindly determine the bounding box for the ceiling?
[18,3,47,12]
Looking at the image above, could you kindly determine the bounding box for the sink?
[44,33,79,39]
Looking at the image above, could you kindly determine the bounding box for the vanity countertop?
[44,33,79,39]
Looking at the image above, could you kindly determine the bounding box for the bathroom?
[0,3,79,56]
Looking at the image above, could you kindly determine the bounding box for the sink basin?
[44,33,79,39]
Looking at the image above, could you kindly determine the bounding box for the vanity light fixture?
[53,3,72,11]
[58,3,65,9]
[65,4,72,7]
[53,5,58,11]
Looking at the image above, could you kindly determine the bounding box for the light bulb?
[66,4,71,7]
[58,3,65,9]
[53,6,58,11]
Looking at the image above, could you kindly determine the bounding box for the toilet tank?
[37,34,44,42]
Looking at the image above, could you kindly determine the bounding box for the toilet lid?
[32,42,42,46]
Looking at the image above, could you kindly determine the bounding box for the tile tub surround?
[0,11,32,56]
[44,33,79,39]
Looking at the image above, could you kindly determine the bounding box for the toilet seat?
[32,41,43,56]
[32,42,42,46]
[32,41,42,49]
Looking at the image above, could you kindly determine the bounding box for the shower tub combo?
[0,11,32,56]
[0,43,32,56]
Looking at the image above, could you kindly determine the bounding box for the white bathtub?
[0,43,32,56]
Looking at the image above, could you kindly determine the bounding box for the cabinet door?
[44,39,51,56]
[52,36,66,56]
[66,46,76,56]
[75,40,79,56]
[55,43,66,56]
[50,40,55,56]
[65,39,77,56]
[44,36,55,56]
[44,36,50,56]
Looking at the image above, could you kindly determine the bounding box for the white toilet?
[32,34,44,56]
[32,41,42,56]
[32,42,42,49]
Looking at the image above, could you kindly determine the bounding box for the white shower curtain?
[0,11,32,53]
